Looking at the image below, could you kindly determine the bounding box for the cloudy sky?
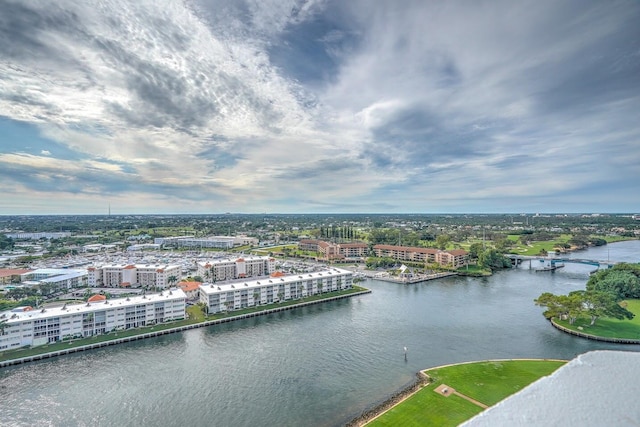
[0,0,638,214]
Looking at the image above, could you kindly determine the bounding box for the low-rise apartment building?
[154,235,258,249]
[373,244,468,268]
[199,268,353,314]
[88,264,182,289]
[0,290,186,350]
[196,256,275,282]
[298,240,368,261]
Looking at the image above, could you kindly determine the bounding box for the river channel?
[1,241,639,426]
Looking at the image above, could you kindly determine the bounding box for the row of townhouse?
[298,240,368,261]
[372,245,469,268]
[199,268,353,314]
[0,290,186,350]
[87,264,182,289]
[196,256,275,282]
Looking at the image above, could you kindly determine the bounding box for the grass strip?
[368,359,565,427]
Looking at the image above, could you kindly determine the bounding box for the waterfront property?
[372,244,469,268]
[196,255,275,282]
[199,267,353,313]
[0,289,186,350]
[87,264,182,288]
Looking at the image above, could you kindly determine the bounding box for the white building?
[199,268,353,314]
[196,256,275,282]
[88,264,182,289]
[0,290,186,350]
[19,268,88,291]
[127,243,161,251]
[5,232,72,240]
[154,236,258,249]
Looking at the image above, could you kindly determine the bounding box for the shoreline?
[347,358,568,426]
[550,318,640,344]
[0,288,371,368]
[346,371,429,427]
[369,272,457,284]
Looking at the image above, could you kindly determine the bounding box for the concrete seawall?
[550,319,640,344]
[0,289,371,368]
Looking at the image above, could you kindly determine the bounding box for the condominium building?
[373,245,468,268]
[298,240,368,261]
[0,269,32,286]
[337,243,369,259]
[88,264,182,289]
[196,256,275,282]
[435,249,469,268]
[154,236,258,249]
[199,268,353,314]
[4,232,71,240]
[0,290,186,350]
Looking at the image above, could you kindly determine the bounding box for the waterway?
[1,241,639,426]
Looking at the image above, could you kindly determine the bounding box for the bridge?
[506,254,616,270]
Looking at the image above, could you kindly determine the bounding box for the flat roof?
[1,289,186,324]
[40,271,87,282]
[197,255,271,265]
[199,268,352,295]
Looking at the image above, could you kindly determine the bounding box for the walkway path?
[435,384,488,408]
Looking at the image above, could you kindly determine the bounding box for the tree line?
[535,263,640,326]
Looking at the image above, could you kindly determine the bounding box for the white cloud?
[0,0,638,213]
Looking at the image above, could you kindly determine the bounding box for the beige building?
[373,244,468,268]
[298,240,368,261]
[88,264,182,289]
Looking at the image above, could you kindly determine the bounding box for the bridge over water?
[506,254,616,270]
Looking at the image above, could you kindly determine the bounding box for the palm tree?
[277,291,284,302]
[167,275,178,288]
[317,283,323,294]
[253,291,261,306]
[0,318,7,336]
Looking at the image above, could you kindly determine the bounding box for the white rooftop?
[1,289,186,324]
[199,268,351,294]
[463,351,640,426]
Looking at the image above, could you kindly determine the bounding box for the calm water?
[1,241,639,426]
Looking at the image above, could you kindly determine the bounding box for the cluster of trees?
[365,257,398,269]
[535,263,640,326]
[367,228,434,246]
[319,225,358,240]
[0,235,14,250]
[467,244,512,270]
[567,235,607,249]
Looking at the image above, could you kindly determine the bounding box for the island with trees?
[535,263,640,342]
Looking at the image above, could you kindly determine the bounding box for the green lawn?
[555,299,640,340]
[369,360,565,427]
[456,264,491,276]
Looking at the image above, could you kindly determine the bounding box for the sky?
[0,0,639,215]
